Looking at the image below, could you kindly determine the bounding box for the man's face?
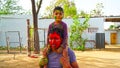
[48,32,62,49]
[53,10,63,22]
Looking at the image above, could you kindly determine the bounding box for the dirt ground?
[0,45,120,68]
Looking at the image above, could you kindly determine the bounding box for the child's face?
[48,32,62,49]
[53,10,64,22]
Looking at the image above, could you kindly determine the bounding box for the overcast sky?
[18,0,120,16]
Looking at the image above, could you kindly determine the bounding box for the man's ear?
[61,38,63,44]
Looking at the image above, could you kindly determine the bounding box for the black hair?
[53,6,64,13]
[48,28,64,39]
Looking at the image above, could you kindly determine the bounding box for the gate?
[5,31,22,53]
[27,19,47,55]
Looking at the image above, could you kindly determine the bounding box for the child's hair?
[53,6,64,13]
[48,28,64,39]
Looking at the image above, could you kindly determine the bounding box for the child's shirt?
[48,47,76,68]
[47,21,68,48]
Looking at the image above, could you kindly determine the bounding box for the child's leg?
[57,46,64,53]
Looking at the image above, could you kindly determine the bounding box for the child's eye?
[59,13,62,15]
[55,13,58,15]
[55,13,62,15]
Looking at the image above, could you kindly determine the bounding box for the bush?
[70,14,90,51]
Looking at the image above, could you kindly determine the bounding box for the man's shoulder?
[68,47,74,54]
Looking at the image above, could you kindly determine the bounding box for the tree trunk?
[31,0,40,54]
[33,14,40,54]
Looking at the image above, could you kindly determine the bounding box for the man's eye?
[49,39,52,41]
[55,39,60,41]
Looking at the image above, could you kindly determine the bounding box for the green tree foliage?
[78,10,90,18]
[63,1,77,18]
[43,0,77,18]
[70,14,90,51]
[90,3,104,17]
[0,0,22,15]
[29,25,34,51]
[109,25,116,30]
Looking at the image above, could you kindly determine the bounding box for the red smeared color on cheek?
[49,32,62,49]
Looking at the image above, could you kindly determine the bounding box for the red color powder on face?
[49,32,62,49]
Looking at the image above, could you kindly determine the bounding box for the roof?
[105,18,120,22]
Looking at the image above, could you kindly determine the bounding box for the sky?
[18,0,120,16]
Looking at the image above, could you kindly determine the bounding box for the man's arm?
[60,48,79,68]
[60,46,72,68]
[71,61,79,68]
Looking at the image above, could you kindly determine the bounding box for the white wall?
[0,15,105,48]
[0,15,32,46]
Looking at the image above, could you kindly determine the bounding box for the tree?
[63,0,77,18]
[90,3,104,17]
[0,0,22,15]
[31,0,43,54]
[70,14,90,51]
[43,0,77,18]
[78,10,90,17]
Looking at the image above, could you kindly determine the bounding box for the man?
[39,28,79,68]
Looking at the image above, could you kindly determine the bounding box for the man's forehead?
[49,32,59,36]
[49,33,61,38]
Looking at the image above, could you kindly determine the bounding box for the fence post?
[18,32,22,53]
[27,19,31,56]
[44,29,45,47]
[6,37,10,53]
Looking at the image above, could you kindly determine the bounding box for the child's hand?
[42,45,50,57]
[42,47,47,57]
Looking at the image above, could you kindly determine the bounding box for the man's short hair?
[48,28,64,39]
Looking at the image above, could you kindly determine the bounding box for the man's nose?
[51,39,56,44]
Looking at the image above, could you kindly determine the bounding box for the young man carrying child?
[39,6,79,68]
[40,28,79,68]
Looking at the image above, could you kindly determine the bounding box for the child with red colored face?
[39,28,79,68]
[47,6,68,53]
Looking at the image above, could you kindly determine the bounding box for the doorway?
[111,33,117,44]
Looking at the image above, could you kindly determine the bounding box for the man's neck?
[52,48,57,52]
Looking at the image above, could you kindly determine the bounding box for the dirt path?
[0,45,120,68]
